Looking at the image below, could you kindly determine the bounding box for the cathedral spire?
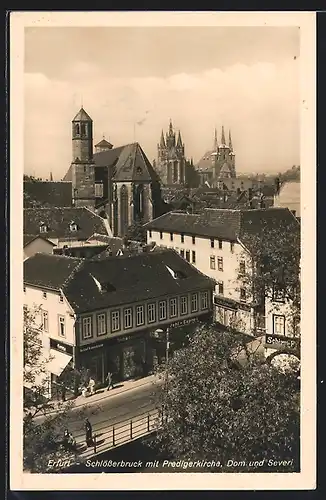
[169,119,174,135]
[177,130,183,148]
[221,125,226,146]
[213,127,218,150]
[50,171,53,181]
[229,130,233,150]
[160,130,166,148]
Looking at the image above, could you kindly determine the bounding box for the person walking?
[85,418,93,447]
[88,377,96,396]
[105,371,113,391]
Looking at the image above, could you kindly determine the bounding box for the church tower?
[214,125,236,180]
[71,107,95,209]
[157,120,186,186]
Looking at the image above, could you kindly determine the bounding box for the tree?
[23,306,93,472]
[123,219,147,244]
[151,324,300,472]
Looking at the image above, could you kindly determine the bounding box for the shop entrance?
[86,354,104,384]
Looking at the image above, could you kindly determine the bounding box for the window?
[239,261,246,275]
[136,305,145,326]
[230,242,234,253]
[192,236,196,245]
[192,251,196,264]
[39,224,47,233]
[273,315,285,335]
[95,183,104,198]
[273,285,285,302]
[180,296,188,315]
[97,313,106,336]
[191,293,198,313]
[124,308,133,329]
[170,233,174,242]
[111,310,120,332]
[149,230,152,238]
[218,240,223,249]
[185,250,190,262]
[180,249,185,258]
[181,234,184,243]
[42,291,47,300]
[84,165,87,173]
[169,298,178,318]
[42,310,49,332]
[210,256,216,270]
[240,288,247,302]
[159,301,167,321]
[58,316,65,337]
[201,291,208,310]
[59,294,64,303]
[82,316,93,339]
[160,232,163,240]
[210,238,215,248]
[147,303,156,323]
[218,281,224,295]
[69,221,78,232]
[217,257,223,271]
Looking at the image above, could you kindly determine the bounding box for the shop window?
[217,257,223,271]
[82,316,93,339]
[58,315,65,337]
[97,313,106,336]
[218,240,223,249]
[124,308,133,329]
[159,301,167,321]
[240,288,247,302]
[201,291,208,310]
[181,234,184,243]
[192,251,196,264]
[218,281,224,295]
[180,296,188,315]
[42,310,49,332]
[273,314,285,335]
[169,298,178,318]
[210,238,215,248]
[185,250,190,262]
[147,303,156,323]
[191,293,198,313]
[210,256,216,270]
[111,310,120,332]
[192,236,196,245]
[136,305,145,326]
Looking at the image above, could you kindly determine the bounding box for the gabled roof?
[24,253,84,291]
[24,249,215,313]
[144,207,299,245]
[112,143,160,182]
[95,139,113,148]
[24,234,56,248]
[24,181,72,207]
[72,107,92,122]
[24,207,110,241]
[196,150,215,171]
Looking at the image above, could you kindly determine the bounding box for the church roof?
[197,150,215,171]
[72,107,93,122]
[24,181,72,207]
[112,143,160,183]
[95,139,113,148]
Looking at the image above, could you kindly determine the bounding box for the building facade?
[157,120,186,186]
[23,250,214,389]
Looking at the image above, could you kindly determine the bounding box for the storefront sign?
[79,343,104,353]
[265,334,298,350]
[49,339,74,356]
[169,317,199,329]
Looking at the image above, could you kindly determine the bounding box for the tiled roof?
[95,139,113,148]
[24,253,84,291]
[144,207,298,244]
[112,143,160,182]
[24,234,56,247]
[72,107,92,122]
[197,150,215,171]
[24,207,109,241]
[24,181,72,207]
[24,249,214,313]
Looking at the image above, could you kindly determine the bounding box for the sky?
[24,26,300,180]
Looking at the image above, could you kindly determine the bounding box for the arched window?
[173,162,178,183]
[74,123,80,136]
[81,123,86,135]
[120,185,129,236]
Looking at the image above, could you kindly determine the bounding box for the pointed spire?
[160,130,166,148]
[169,119,174,135]
[221,126,226,146]
[229,130,233,150]
[177,130,183,147]
[213,128,218,150]
[50,171,53,181]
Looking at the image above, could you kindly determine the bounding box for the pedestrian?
[63,429,76,449]
[61,384,66,402]
[105,371,113,391]
[85,418,93,447]
[81,386,88,398]
[88,377,96,396]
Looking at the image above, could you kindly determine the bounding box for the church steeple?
[49,171,53,181]
[169,119,174,135]
[177,130,183,148]
[229,130,233,151]
[213,128,218,150]
[221,125,226,146]
[160,130,166,148]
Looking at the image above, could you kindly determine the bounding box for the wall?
[24,285,76,347]
[24,238,55,261]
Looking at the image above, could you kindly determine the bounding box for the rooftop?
[24,181,72,208]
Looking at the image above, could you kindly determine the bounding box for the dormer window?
[39,222,48,233]
[69,221,78,232]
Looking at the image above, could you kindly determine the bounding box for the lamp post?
[154,327,170,368]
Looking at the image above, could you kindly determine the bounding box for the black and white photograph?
[10,11,316,491]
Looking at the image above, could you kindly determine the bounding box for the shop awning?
[47,349,72,376]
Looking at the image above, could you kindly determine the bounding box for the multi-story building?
[23,249,214,389]
[144,207,299,337]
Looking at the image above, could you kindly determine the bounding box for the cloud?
[24,59,299,179]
